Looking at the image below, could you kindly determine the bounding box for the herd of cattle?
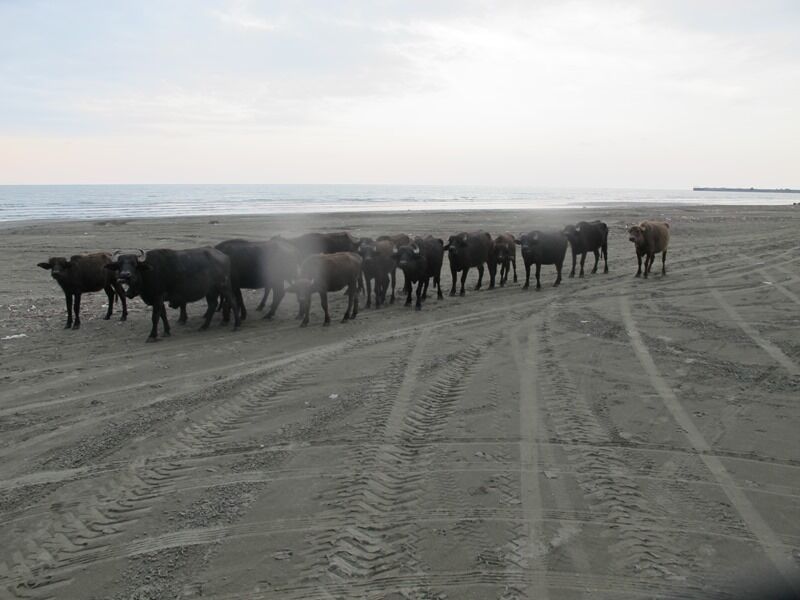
[37,220,671,341]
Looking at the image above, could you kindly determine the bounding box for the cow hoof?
[163,330,171,337]
[104,315,111,320]
[415,304,422,311]
[405,301,412,307]
[604,268,609,274]
[72,324,81,330]
[64,323,72,329]
[389,297,395,304]
[178,320,187,325]
[199,324,209,331]
[255,305,264,311]
[300,322,308,328]
[459,291,465,297]
[146,336,159,343]
[263,314,274,320]
[437,293,443,300]
[569,273,575,278]
[522,285,529,290]
[323,321,331,327]
[579,273,584,278]
[233,325,240,332]
[341,317,349,324]
[120,315,128,322]
[449,291,456,297]
[635,273,641,278]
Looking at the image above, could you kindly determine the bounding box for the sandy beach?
[1,204,799,599]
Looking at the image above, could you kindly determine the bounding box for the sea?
[0,184,795,223]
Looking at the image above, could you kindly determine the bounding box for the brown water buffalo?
[394,236,445,310]
[628,221,670,278]
[358,238,395,308]
[377,233,411,302]
[492,233,517,287]
[516,230,568,289]
[106,248,240,341]
[287,252,362,326]
[563,220,609,277]
[444,231,496,296]
[38,252,128,329]
[285,232,360,258]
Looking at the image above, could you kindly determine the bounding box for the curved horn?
[136,248,146,259]
[412,244,420,255]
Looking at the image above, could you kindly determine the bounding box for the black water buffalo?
[444,231,496,296]
[394,236,445,310]
[358,238,395,308]
[287,252,362,326]
[493,233,517,287]
[516,230,568,289]
[628,221,670,278]
[563,220,609,277]
[285,232,360,258]
[106,248,240,341]
[37,253,128,329]
[214,238,300,321]
[377,233,411,303]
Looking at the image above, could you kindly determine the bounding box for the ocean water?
[0,184,795,222]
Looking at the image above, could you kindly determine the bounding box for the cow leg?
[435,272,443,300]
[523,262,531,289]
[342,287,353,322]
[578,252,587,278]
[499,261,506,287]
[236,288,247,321]
[160,304,171,337]
[178,304,188,325]
[352,283,359,319]
[320,292,331,326]
[225,287,241,330]
[644,253,653,278]
[72,294,82,329]
[661,250,668,275]
[256,288,268,311]
[415,280,423,310]
[475,265,484,290]
[635,250,642,277]
[569,249,577,278]
[554,261,563,287]
[147,301,162,341]
[449,265,458,296]
[103,285,114,319]
[512,258,517,283]
[200,293,217,330]
[390,268,396,304]
[602,243,609,273]
[265,284,285,319]
[113,281,128,321]
[422,277,430,301]
[405,278,413,306]
[299,296,311,327]
[488,261,496,290]
[64,292,73,329]
[535,263,542,289]
[591,248,600,274]
[365,277,373,308]
[296,297,305,321]
[460,267,469,296]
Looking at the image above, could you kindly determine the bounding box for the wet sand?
[1,205,799,599]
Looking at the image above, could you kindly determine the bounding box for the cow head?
[562,224,580,243]
[357,240,377,262]
[445,233,469,259]
[515,231,540,252]
[37,257,72,282]
[104,250,147,298]
[395,244,421,270]
[628,224,646,245]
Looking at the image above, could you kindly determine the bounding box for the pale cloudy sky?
[1,0,798,187]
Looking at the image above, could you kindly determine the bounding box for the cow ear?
[136,262,152,271]
[104,262,119,271]
[412,245,420,255]
[641,222,650,231]
[532,232,539,241]
[37,262,52,270]
[461,233,467,242]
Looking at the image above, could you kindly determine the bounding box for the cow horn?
[532,232,539,241]
[136,248,146,260]
[392,245,398,255]
[412,245,420,255]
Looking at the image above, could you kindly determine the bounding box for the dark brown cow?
[628,221,670,278]
[492,233,517,287]
[394,236,445,310]
[358,238,396,308]
[444,231,496,296]
[515,230,568,289]
[377,233,411,302]
[285,232,360,258]
[563,220,609,278]
[287,252,362,327]
[38,253,127,329]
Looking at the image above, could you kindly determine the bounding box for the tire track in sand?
[0,334,376,599]
[620,294,800,595]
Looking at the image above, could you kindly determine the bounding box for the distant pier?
[693,187,800,194]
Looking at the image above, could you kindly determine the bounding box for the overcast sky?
[1,0,798,187]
